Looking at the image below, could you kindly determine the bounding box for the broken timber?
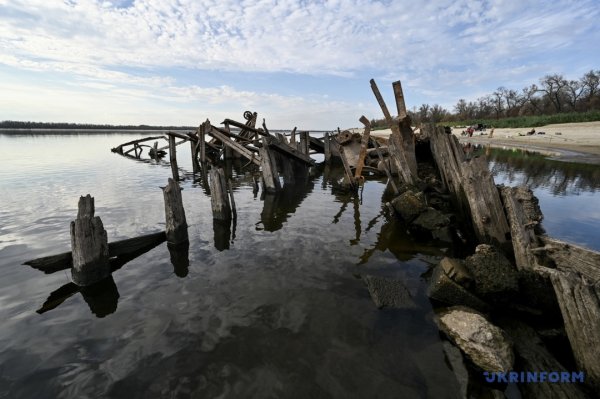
[162,178,188,245]
[70,195,110,286]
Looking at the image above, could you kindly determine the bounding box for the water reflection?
[258,180,315,232]
[474,145,600,195]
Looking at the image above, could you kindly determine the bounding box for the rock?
[362,275,417,309]
[432,226,454,243]
[428,265,489,312]
[437,306,514,373]
[464,245,519,301]
[391,190,428,222]
[440,257,473,287]
[411,208,451,231]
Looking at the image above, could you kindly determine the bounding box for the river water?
[0,133,598,398]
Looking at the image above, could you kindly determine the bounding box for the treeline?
[0,121,195,130]
[370,69,600,128]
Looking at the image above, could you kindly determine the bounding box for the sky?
[0,0,599,129]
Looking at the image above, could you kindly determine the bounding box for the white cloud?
[0,0,599,125]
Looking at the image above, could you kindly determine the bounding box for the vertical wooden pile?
[259,137,281,193]
[162,178,188,245]
[168,134,179,181]
[323,132,332,163]
[209,167,233,220]
[70,195,110,286]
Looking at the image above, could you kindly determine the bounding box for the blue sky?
[1,0,599,129]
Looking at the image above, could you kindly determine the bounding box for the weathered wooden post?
[70,195,110,286]
[168,134,179,181]
[162,178,188,245]
[209,167,232,220]
[299,131,309,155]
[370,79,417,184]
[191,134,200,173]
[324,132,332,163]
[290,127,297,144]
[354,116,372,180]
[259,137,281,193]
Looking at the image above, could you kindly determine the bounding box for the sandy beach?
[357,121,600,164]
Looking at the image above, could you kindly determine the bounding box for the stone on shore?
[464,244,519,301]
[437,306,514,373]
[428,264,489,312]
[391,190,428,222]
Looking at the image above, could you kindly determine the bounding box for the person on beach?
[489,126,495,138]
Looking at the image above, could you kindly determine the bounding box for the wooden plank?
[392,80,407,119]
[168,135,179,181]
[335,141,356,189]
[299,131,309,155]
[371,139,398,195]
[308,136,324,153]
[70,195,110,286]
[268,139,314,165]
[500,186,543,271]
[110,136,164,153]
[369,79,415,184]
[221,119,268,137]
[162,178,188,245]
[208,127,261,166]
[290,127,297,144]
[324,132,332,163]
[540,236,600,282]
[355,116,371,179]
[167,131,192,141]
[549,270,600,392]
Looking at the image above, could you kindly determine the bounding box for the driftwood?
[503,320,589,399]
[24,232,167,274]
[500,186,543,271]
[209,168,232,220]
[70,195,110,286]
[369,79,416,184]
[162,178,188,244]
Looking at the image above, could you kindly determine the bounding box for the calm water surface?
[0,133,598,398]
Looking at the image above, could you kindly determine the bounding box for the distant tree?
[539,74,569,113]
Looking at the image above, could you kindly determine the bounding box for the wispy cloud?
[0,0,598,126]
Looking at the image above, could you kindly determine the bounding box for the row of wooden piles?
[363,80,600,396]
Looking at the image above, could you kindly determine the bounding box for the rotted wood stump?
[70,195,110,286]
[162,178,188,245]
[209,167,232,220]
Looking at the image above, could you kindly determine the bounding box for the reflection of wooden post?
[168,241,189,278]
[324,132,332,163]
[209,167,231,220]
[162,178,188,245]
[70,195,110,286]
[168,134,179,181]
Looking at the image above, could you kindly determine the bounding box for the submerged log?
[24,232,167,274]
[209,167,232,220]
[162,178,188,244]
[70,195,110,286]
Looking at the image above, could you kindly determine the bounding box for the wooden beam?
[208,127,262,166]
[162,178,188,245]
[268,139,314,165]
[354,116,371,179]
[221,119,269,137]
